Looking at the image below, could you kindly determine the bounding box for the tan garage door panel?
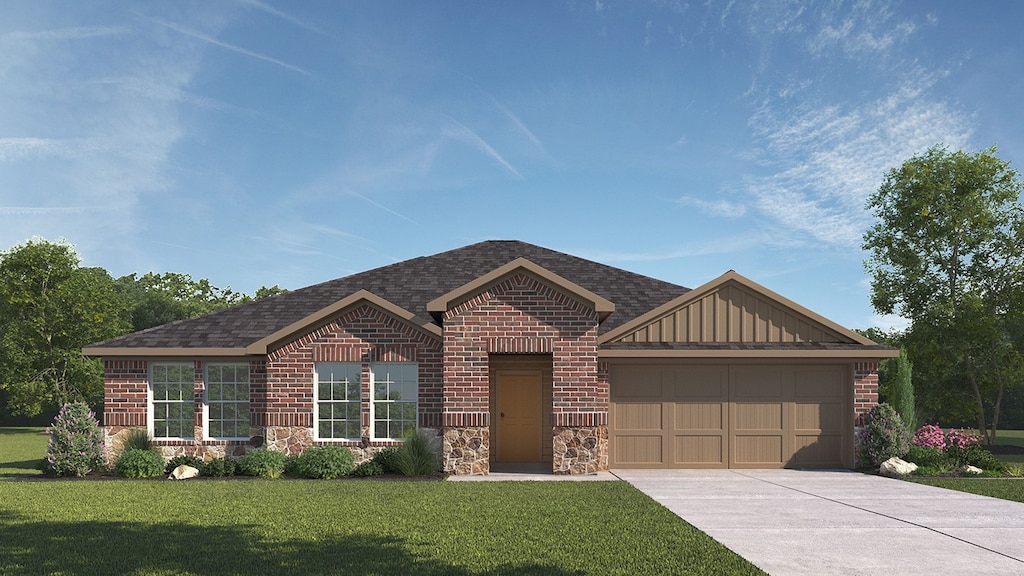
[610,363,850,469]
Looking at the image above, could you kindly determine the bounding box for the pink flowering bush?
[912,424,947,449]
[912,424,980,451]
[46,402,107,477]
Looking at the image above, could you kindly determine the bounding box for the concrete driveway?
[614,469,1024,576]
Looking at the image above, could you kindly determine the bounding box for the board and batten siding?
[615,281,852,344]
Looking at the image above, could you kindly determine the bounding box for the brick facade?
[853,361,881,425]
[440,272,608,474]
[96,251,888,474]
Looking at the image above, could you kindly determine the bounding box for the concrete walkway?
[614,469,1024,576]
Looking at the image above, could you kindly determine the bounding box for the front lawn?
[911,478,1024,503]
[0,426,763,575]
[0,427,46,478]
[0,481,763,576]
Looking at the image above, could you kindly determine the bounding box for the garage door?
[609,364,849,469]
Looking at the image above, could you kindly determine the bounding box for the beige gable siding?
[616,282,852,344]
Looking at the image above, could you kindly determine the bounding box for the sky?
[2,1,1022,333]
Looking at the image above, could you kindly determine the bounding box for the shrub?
[392,429,442,476]
[199,457,237,477]
[857,403,910,467]
[122,429,154,452]
[904,445,946,468]
[238,449,287,478]
[351,459,385,477]
[291,446,354,479]
[115,448,166,478]
[45,402,106,477]
[164,455,204,475]
[284,454,302,477]
[948,444,1004,472]
[945,428,980,450]
[888,349,916,433]
[372,446,401,474]
[913,424,947,450]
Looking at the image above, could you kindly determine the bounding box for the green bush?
[351,459,385,477]
[291,446,354,479]
[949,444,1005,472]
[238,449,287,478]
[372,446,401,474]
[115,448,166,478]
[857,403,910,467]
[122,429,154,452]
[284,454,301,476]
[164,455,204,475]
[904,445,946,468]
[45,402,106,477]
[888,349,916,433]
[393,429,441,476]
[199,457,237,477]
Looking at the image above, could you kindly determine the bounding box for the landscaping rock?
[169,465,200,480]
[960,465,982,475]
[880,457,918,477]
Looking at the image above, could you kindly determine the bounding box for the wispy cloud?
[2,26,128,41]
[348,190,419,225]
[442,118,522,178]
[0,206,89,215]
[579,231,774,263]
[236,0,324,35]
[0,137,110,162]
[147,17,310,76]
[676,195,747,218]
[491,98,546,154]
[807,1,917,57]
[744,70,973,247]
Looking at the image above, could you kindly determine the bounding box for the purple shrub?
[46,402,106,477]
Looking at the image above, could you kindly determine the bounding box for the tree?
[0,239,131,416]
[887,349,916,433]
[116,273,287,332]
[863,145,1024,443]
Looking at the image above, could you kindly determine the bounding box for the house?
[83,240,896,474]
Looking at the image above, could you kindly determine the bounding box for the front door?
[495,372,542,462]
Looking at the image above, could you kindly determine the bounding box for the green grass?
[991,429,1024,447]
[911,478,1024,503]
[977,429,1024,464]
[0,428,762,575]
[0,427,47,478]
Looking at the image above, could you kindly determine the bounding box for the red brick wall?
[853,361,880,425]
[441,273,605,427]
[103,359,149,428]
[264,303,443,434]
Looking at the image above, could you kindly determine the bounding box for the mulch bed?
[983,444,1024,455]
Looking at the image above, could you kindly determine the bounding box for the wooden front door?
[495,372,542,462]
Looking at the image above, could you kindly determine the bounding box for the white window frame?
[203,363,251,441]
[149,362,195,440]
[314,362,363,441]
[370,362,418,441]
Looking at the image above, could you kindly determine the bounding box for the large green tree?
[0,239,131,416]
[116,272,286,331]
[863,145,1024,443]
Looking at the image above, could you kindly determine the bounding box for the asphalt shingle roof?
[87,240,691,350]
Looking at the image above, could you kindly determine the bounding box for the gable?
[427,257,614,322]
[600,271,876,347]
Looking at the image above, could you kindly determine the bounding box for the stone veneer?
[553,425,608,475]
[443,426,489,475]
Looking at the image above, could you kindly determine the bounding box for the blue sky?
[2,1,1021,332]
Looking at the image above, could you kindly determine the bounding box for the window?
[315,363,362,440]
[206,364,250,439]
[371,363,418,440]
[151,363,194,439]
